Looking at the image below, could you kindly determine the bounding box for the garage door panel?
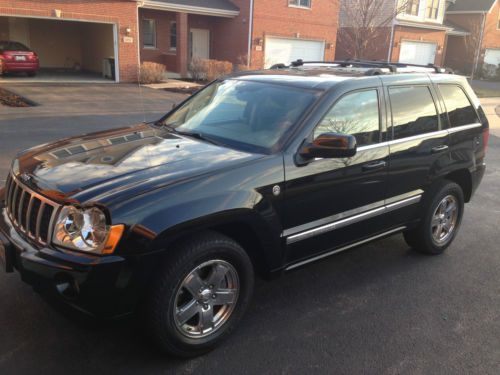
[399,41,437,65]
[265,37,324,68]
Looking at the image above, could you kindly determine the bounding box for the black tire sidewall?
[420,181,464,254]
[149,233,254,357]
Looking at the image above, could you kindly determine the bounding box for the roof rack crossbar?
[281,59,453,75]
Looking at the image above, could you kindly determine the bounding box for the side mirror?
[299,133,357,160]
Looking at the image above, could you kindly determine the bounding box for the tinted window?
[163,80,318,152]
[439,85,479,127]
[389,86,439,140]
[314,90,380,146]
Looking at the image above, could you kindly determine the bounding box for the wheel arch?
[151,210,284,279]
[443,169,472,202]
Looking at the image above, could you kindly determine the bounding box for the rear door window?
[389,86,439,140]
[314,89,381,147]
[438,84,479,127]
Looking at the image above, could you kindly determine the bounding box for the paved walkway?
[480,97,500,137]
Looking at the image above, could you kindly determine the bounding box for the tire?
[404,180,464,255]
[27,71,37,77]
[146,231,254,357]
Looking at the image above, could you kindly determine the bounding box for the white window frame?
[426,0,440,20]
[142,18,157,49]
[288,0,312,10]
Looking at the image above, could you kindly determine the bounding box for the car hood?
[12,123,262,204]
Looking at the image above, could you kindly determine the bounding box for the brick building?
[445,0,500,75]
[0,0,340,82]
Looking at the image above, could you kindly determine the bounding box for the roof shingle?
[447,0,496,12]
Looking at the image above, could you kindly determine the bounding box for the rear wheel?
[147,231,254,357]
[404,181,464,255]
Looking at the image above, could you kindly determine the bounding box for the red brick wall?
[445,2,500,74]
[251,0,339,68]
[482,1,500,51]
[444,14,483,73]
[390,25,446,65]
[139,5,250,74]
[0,0,139,82]
[139,9,177,72]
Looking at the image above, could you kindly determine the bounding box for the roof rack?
[271,59,454,75]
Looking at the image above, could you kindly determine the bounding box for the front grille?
[4,173,60,246]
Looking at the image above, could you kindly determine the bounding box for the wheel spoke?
[435,224,443,239]
[213,288,237,305]
[183,272,204,297]
[431,216,441,227]
[177,299,200,325]
[199,306,214,333]
[445,202,457,214]
[207,263,229,287]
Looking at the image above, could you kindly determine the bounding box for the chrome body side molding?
[285,227,407,271]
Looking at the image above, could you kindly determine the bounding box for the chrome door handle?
[431,145,449,154]
[362,160,386,171]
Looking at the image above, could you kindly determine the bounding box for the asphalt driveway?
[0,83,186,185]
[0,84,499,374]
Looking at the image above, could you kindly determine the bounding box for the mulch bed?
[162,86,201,95]
[0,87,35,107]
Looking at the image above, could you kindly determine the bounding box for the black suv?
[0,61,488,357]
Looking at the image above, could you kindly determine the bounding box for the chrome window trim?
[285,226,407,271]
[388,130,448,146]
[285,189,423,244]
[448,123,482,133]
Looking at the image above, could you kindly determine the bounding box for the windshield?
[161,79,319,153]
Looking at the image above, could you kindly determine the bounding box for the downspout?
[247,0,254,68]
[387,0,398,62]
[471,12,486,80]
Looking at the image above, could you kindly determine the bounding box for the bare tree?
[337,0,409,61]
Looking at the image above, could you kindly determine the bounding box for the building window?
[289,0,311,9]
[170,22,177,50]
[426,0,440,19]
[142,19,156,48]
[405,0,420,16]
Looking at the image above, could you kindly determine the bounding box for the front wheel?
[146,231,254,357]
[404,181,464,255]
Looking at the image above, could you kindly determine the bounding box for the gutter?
[387,0,398,62]
[247,0,254,68]
[140,0,240,18]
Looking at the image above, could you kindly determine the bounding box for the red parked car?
[0,41,39,77]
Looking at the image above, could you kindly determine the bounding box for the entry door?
[190,28,210,60]
[283,85,389,265]
[399,41,437,65]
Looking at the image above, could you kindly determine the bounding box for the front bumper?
[0,204,143,317]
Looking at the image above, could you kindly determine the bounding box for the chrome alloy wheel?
[173,260,240,338]
[431,195,458,245]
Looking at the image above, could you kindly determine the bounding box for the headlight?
[53,206,122,254]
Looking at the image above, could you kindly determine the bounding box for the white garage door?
[265,37,325,68]
[484,49,500,66]
[399,41,437,65]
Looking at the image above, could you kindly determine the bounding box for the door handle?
[431,145,449,154]
[362,160,386,171]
